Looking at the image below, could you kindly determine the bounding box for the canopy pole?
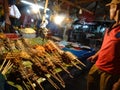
[3,0,11,32]
[42,0,49,23]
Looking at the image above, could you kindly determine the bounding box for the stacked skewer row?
[0,33,86,90]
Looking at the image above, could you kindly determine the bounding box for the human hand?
[112,79,120,90]
[87,54,98,63]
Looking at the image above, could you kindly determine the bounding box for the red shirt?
[96,25,120,74]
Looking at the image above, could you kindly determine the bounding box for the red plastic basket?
[5,33,19,40]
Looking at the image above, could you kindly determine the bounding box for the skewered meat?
[0,34,87,90]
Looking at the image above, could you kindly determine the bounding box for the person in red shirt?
[87,0,120,90]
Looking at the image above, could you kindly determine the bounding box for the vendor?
[2,0,21,33]
[87,0,120,90]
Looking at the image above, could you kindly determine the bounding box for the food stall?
[0,33,95,90]
[0,0,100,90]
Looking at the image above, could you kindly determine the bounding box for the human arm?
[87,50,100,63]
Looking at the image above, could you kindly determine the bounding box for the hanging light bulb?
[79,9,82,14]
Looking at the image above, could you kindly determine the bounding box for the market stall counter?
[0,35,90,90]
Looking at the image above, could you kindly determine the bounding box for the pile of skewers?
[0,33,86,90]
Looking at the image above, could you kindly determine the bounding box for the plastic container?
[5,33,19,40]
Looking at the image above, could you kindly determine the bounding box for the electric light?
[54,15,65,25]
[21,0,49,10]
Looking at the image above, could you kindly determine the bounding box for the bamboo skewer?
[2,62,13,75]
[75,59,86,67]
[0,52,12,72]
[46,76,60,90]
[15,40,62,89]
[34,56,63,82]
[29,57,61,89]
[36,81,44,90]
[0,34,89,90]
[35,55,66,88]
[49,69,65,88]
[44,41,85,72]
[48,54,73,78]
[39,47,74,79]
[56,62,73,78]
[33,57,64,87]
[4,41,36,90]
[46,40,86,68]
[23,81,30,90]
[31,60,61,90]
[0,59,13,75]
[19,63,36,90]
[63,51,86,67]
[71,61,82,70]
[56,73,65,88]
[0,59,7,71]
[4,36,86,90]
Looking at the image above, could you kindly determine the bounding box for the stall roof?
[17,0,111,18]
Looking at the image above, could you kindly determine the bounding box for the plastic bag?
[9,5,21,19]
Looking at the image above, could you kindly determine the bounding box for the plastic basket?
[5,33,19,40]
